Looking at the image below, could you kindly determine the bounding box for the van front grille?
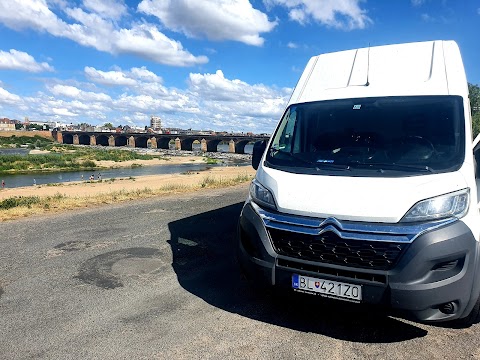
[268,228,407,270]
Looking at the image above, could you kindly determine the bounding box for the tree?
[26,123,46,131]
[469,83,480,138]
[103,122,114,129]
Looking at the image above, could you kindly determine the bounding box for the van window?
[267,96,465,177]
[271,108,298,153]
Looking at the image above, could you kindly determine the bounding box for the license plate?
[292,274,362,302]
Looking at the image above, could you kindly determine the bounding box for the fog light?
[439,302,457,315]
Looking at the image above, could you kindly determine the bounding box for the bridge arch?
[156,137,171,150]
[96,134,109,146]
[135,136,149,148]
[62,133,74,144]
[78,134,90,145]
[206,139,222,152]
[235,139,251,154]
[115,136,128,147]
[180,137,196,151]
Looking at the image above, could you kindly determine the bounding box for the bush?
[82,160,96,168]
[473,112,480,139]
[0,196,41,209]
[203,157,219,164]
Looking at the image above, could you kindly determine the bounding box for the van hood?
[256,166,468,223]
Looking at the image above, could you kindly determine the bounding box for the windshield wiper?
[270,149,350,171]
[346,161,435,173]
[315,161,351,171]
[270,149,317,167]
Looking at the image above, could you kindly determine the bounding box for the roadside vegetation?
[0,173,253,221]
[470,83,480,138]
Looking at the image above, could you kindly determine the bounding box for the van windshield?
[266,96,465,176]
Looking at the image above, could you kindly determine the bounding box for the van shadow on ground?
[167,202,428,343]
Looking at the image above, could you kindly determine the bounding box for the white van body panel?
[256,164,469,223]
[289,41,467,105]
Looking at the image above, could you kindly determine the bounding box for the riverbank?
[0,165,256,221]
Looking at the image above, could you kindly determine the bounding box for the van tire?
[456,296,480,328]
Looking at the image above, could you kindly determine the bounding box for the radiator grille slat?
[269,228,406,270]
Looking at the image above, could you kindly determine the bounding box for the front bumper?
[237,201,480,323]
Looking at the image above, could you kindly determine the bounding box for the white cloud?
[411,0,425,6]
[84,66,165,95]
[0,49,54,72]
[188,69,290,131]
[0,0,208,67]
[0,87,22,105]
[264,0,372,30]
[1,69,287,133]
[189,70,289,103]
[49,84,111,102]
[85,67,137,86]
[138,0,277,46]
[130,67,162,83]
[83,0,127,20]
[113,93,198,114]
[52,107,78,117]
[115,24,208,66]
[0,0,66,33]
[287,42,298,49]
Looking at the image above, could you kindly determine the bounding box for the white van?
[237,40,480,326]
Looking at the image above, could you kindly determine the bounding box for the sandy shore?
[94,155,207,168]
[0,165,256,200]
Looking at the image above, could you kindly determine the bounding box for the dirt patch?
[95,156,205,168]
[76,247,162,289]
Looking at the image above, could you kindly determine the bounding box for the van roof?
[289,40,468,105]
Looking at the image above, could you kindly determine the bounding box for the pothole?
[111,258,164,276]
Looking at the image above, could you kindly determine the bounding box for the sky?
[0,0,479,134]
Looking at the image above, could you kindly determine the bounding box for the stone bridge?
[52,130,269,154]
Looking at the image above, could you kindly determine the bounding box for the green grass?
[0,145,158,174]
[0,135,53,149]
[200,173,251,188]
[203,156,219,165]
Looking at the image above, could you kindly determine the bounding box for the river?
[0,144,253,189]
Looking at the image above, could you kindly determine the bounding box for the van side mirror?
[252,140,267,170]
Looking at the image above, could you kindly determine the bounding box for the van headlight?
[401,189,470,222]
[250,179,277,210]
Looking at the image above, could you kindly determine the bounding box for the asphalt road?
[0,184,479,359]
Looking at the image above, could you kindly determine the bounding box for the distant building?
[27,120,59,129]
[0,118,15,131]
[150,116,162,130]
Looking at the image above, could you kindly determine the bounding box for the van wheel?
[455,296,480,328]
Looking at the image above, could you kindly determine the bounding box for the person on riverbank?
[33,179,36,186]
[1,179,4,188]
